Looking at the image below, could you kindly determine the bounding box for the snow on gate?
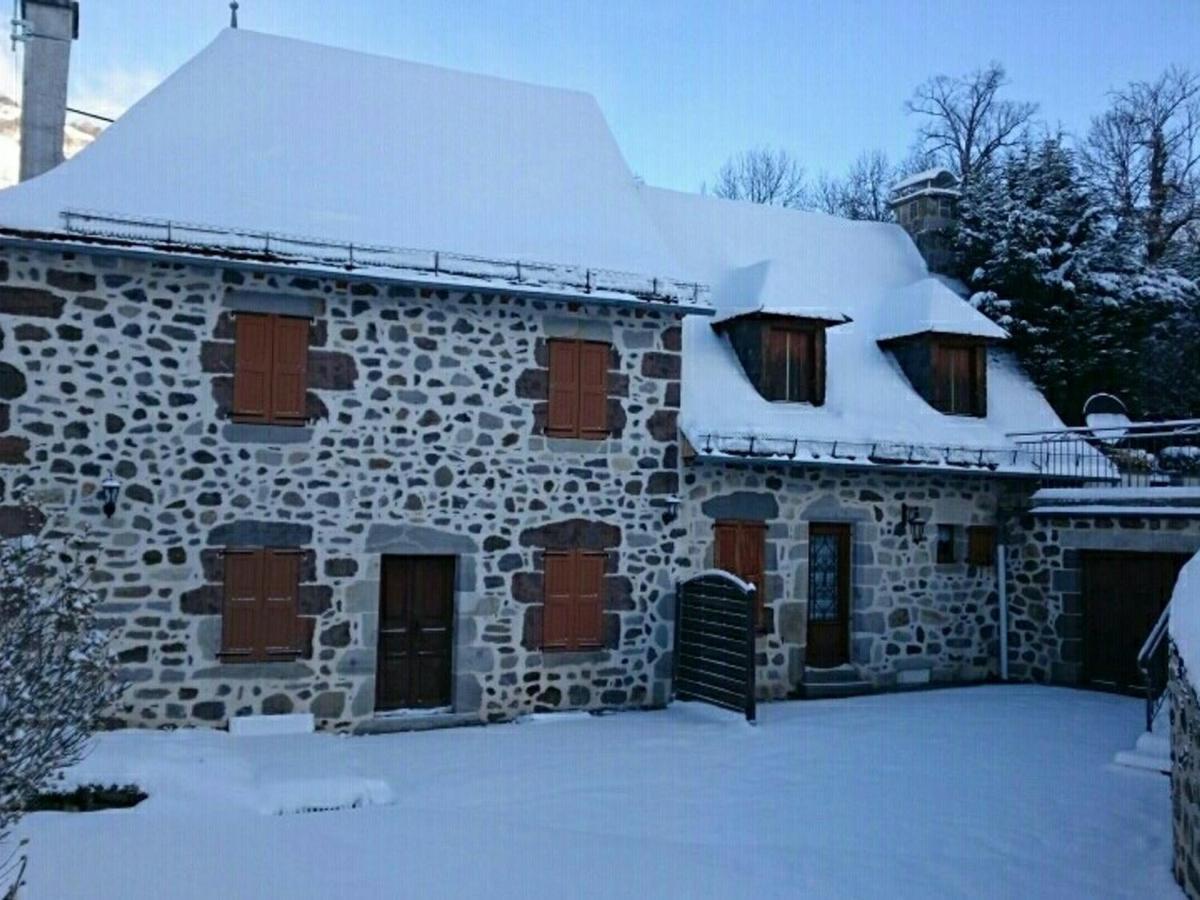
[672,570,757,722]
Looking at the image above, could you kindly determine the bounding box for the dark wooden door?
[376,556,455,711]
[807,523,851,668]
[1082,552,1186,692]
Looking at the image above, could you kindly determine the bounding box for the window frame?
[714,519,768,632]
[220,546,304,663]
[541,548,606,651]
[967,526,997,567]
[935,524,958,565]
[545,338,610,440]
[232,312,311,427]
[762,323,817,403]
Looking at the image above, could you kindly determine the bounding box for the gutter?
[0,230,715,318]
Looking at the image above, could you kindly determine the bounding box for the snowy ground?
[14,686,1180,899]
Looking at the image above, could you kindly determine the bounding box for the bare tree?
[907,62,1038,184]
[839,151,895,221]
[1082,67,1200,263]
[709,147,808,207]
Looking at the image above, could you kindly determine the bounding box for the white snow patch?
[1170,551,1200,678]
[228,713,314,737]
[14,687,1176,900]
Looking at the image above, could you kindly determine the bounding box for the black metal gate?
[672,570,757,722]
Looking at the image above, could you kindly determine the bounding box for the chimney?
[888,167,960,275]
[18,0,79,182]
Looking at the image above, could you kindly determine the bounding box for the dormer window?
[880,333,988,418]
[712,310,848,408]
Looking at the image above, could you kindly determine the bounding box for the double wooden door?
[375,556,455,711]
[1081,552,1186,692]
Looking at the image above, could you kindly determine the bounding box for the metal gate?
[672,570,757,722]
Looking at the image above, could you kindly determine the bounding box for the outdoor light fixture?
[662,495,681,524]
[898,503,927,544]
[100,474,122,519]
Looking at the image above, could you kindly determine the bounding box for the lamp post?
[100,474,122,519]
[898,502,927,544]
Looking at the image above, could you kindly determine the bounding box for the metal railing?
[1010,419,1200,487]
[58,209,710,307]
[1138,602,1172,732]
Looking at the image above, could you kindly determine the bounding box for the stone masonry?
[1172,643,1200,899]
[680,459,1026,697]
[0,245,685,730]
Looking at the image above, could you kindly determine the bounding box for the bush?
[0,510,121,897]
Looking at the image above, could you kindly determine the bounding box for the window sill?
[544,436,612,453]
[222,423,314,444]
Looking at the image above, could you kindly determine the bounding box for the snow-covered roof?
[0,29,702,308]
[876,278,1008,343]
[639,186,1068,474]
[890,166,959,194]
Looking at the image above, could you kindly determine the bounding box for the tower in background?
[889,167,960,275]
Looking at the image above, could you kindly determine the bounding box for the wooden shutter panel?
[578,342,609,438]
[930,342,948,412]
[738,522,767,627]
[547,340,579,437]
[261,550,301,656]
[762,328,788,400]
[543,551,574,650]
[813,328,826,406]
[971,345,988,417]
[233,314,273,422]
[714,522,739,571]
[222,550,262,658]
[270,317,309,422]
[576,552,605,648]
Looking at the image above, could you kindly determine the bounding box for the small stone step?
[803,666,863,685]
[799,680,875,700]
[355,712,482,735]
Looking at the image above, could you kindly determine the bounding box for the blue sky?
[11,0,1200,192]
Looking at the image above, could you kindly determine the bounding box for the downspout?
[997,542,1009,681]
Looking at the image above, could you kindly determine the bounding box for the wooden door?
[807,523,851,668]
[1082,552,1186,692]
[376,556,455,711]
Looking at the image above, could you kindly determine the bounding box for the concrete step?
[355,711,482,735]
[803,665,863,685]
[798,680,875,700]
[1113,729,1170,774]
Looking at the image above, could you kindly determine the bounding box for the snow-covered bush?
[0,511,121,897]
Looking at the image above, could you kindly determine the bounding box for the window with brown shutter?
[714,520,767,631]
[931,340,986,417]
[546,339,609,439]
[936,525,958,564]
[221,548,303,662]
[233,313,310,425]
[542,549,606,650]
[967,526,997,567]
[763,325,817,403]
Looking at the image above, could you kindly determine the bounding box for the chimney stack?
[888,167,960,275]
[17,0,79,182]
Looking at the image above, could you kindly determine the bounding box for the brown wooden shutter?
[762,328,788,400]
[543,551,574,650]
[577,342,610,438]
[971,345,988,417]
[575,552,605,648]
[261,550,301,656]
[714,522,739,571]
[222,550,263,658]
[547,340,579,437]
[968,526,996,566]
[930,342,948,412]
[270,317,309,423]
[715,521,767,630]
[813,328,826,406]
[233,314,273,422]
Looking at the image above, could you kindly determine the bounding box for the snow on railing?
[691,433,1038,474]
[1009,419,1200,487]
[58,209,711,308]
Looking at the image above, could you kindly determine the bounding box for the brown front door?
[1082,551,1187,692]
[376,556,455,711]
[807,523,851,668]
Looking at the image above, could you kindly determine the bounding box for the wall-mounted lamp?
[100,474,122,519]
[897,502,927,544]
[662,494,681,525]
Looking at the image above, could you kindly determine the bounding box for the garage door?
[1081,552,1187,692]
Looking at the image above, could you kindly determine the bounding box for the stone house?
[0,28,1196,733]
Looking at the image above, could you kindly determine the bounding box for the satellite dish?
[1083,393,1131,443]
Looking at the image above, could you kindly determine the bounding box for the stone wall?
[1006,515,1200,684]
[1172,643,1200,899]
[679,459,1022,696]
[0,245,684,730]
